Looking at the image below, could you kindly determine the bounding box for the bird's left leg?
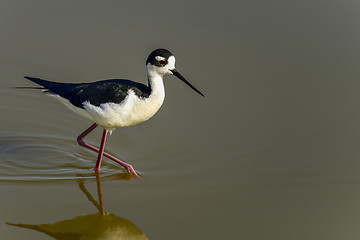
[77,123,99,153]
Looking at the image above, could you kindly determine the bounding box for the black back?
[25,77,151,109]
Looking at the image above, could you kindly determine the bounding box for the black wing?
[24,77,151,109]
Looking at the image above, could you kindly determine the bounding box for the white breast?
[47,81,165,130]
[46,66,167,130]
[82,89,165,129]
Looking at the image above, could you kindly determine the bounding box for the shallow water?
[2,0,360,239]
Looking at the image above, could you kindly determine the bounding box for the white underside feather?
[44,76,165,130]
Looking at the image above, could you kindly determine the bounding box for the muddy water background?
[2,0,360,239]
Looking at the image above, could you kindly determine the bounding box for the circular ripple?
[0,134,132,182]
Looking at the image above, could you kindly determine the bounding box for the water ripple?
[0,134,132,182]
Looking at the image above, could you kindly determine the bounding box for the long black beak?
[170,69,204,97]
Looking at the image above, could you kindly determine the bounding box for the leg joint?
[77,135,84,146]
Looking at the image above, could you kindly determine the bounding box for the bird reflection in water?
[6,172,148,240]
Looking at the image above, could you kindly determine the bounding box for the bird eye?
[159,60,166,65]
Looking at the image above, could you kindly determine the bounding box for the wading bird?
[22,48,204,177]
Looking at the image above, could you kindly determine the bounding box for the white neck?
[146,63,165,97]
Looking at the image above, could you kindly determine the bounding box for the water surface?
[2,0,360,239]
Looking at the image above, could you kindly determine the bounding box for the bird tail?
[17,76,63,90]
[24,76,53,88]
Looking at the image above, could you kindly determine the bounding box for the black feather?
[24,76,151,109]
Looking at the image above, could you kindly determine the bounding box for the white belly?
[49,89,165,130]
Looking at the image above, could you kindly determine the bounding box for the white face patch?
[155,56,166,61]
[147,55,177,76]
[167,56,176,69]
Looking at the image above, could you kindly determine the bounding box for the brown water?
[1,0,360,239]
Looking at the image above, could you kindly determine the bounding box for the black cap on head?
[146,48,173,66]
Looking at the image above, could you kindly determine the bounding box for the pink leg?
[77,123,139,177]
[94,129,107,171]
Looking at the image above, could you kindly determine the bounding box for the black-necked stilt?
[22,48,204,177]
